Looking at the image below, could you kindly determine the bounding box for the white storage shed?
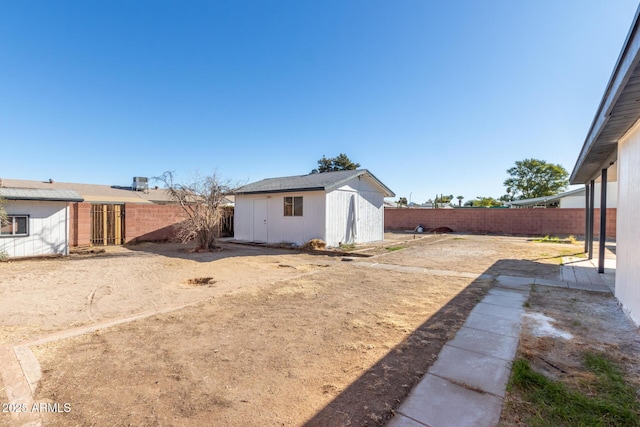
[234,169,395,247]
[0,187,83,258]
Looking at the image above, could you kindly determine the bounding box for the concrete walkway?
[388,273,612,427]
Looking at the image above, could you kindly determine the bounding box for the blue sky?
[1,1,638,204]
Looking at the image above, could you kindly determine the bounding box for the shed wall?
[616,126,640,324]
[325,176,384,246]
[233,196,254,242]
[235,192,326,245]
[1,200,69,257]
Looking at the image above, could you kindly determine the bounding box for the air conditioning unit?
[132,176,149,191]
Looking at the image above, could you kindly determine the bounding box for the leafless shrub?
[155,171,237,251]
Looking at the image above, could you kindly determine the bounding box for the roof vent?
[132,176,148,191]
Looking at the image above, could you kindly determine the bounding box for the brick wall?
[124,204,185,243]
[69,202,92,247]
[384,208,617,238]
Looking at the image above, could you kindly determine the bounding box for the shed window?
[284,196,303,217]
[1,215,29,237]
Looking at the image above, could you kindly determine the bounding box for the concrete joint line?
[393,411,432,427]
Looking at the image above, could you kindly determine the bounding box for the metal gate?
[91,204,125,245]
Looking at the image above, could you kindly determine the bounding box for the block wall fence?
[69,204,617,247]
[69,202,185,247]
[384,208,617,238]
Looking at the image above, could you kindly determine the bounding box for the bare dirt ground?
[500,285,640,426]
[0,234,588,426]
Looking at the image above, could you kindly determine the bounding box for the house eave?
[571,4,640,184]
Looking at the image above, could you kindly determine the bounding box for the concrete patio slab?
[392,374,503,427]
[464,311,522,338]
[495,275,534,290]
[470,302,524,321]
[567,281,611,293]
[487,288,530,300]
[428,344,512,397]
[477,294,527,309]
[533,278,569,288]
[447,326,520,361]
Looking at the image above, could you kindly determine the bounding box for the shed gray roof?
[507,187,585,207]
[571,5,640,184]
[236,169,395,197]
[0,188,84,202]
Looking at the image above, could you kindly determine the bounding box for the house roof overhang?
[0,188,84,202]
[571,5,640,184]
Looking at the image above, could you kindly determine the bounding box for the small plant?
[0,249,8,262]
[523,301,531,308]
[384,246,405,252]
[533,235,575,244]
[338,243,357,251]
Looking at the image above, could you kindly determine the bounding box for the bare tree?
[0,197,7,227]
[155,171,235,251]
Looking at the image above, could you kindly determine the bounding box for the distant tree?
[504,158,568,200]
[434,194,454,204]
[313,153,361,173]
[456,195,464,207]
[466,197,502,207]
[499,194,514,202]
[396,197,408,207]
[155,171,236,251]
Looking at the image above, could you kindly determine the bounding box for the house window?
[284,196,303,217]
[1,215,29,237]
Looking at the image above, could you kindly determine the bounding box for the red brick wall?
[124,204,185,243]
[384,208,617,238]
[69,202,92,247]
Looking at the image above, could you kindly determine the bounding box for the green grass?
[384,246,406,252]
[509,354,640,426]
[338,243,357,251]
[532,235,578,244]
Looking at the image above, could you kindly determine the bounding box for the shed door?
[253,199,268,242]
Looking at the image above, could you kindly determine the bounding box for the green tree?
[434,194,454,205]
[456,195,464,207]
[313,153,361,173]
[504,159,569,200]
[396,197,408,207]
[466,197,502,207]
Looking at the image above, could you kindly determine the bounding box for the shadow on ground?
[304,258,554,426]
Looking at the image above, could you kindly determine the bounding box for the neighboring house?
[234,169,395,247]
[1,177,185,248]
[507,181,618,209]
[570,5,640,324]
[0,187,83,257]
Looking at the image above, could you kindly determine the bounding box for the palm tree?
[457,195,464,207]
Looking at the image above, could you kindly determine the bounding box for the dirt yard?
[500,285,640,426]
[0,234,587,426]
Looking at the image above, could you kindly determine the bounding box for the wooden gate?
[91,204,125,245]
